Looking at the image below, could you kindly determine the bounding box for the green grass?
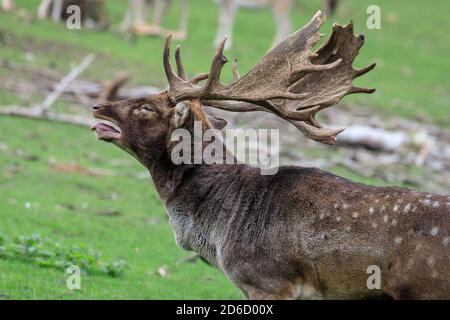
[0,0,449,299]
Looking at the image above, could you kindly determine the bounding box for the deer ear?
[207,116,227,130]
[172,102,190,128]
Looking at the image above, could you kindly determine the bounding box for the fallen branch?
[336,125,408,151]
[415,137,435,166]
[1,60,161,105]
[0,106,92,127]
[39,54,96,113]
[2,60,63,81]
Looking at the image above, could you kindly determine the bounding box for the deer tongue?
[91,123,120,133]
[91,123,121,141]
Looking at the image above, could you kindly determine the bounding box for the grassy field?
[0,0,449,299]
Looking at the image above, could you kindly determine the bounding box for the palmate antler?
[163,11,376,145]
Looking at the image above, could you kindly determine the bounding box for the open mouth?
[91,121,121,141]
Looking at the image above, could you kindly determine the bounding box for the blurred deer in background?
[324,0,339,15]
[37,0,108,28]
[215,0,340,50]
[121,0,188,40]
[91,11,450,299]
[1,0,14,11]
[215,0,293,50]
[121,0,340,49]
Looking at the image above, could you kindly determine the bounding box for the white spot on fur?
[372,222,378,228]
[431,227,439,236]
[336,216,341,222]
[407,258,414,270]
[292,282,319,300]
[334,203,339,209]
[391,219,398,227]
[393,205,399,212]
[422,199,431,206]
[426,194,432,198]
[345,226,351,232]
[427,256,435,267]
[383,215,389,223]
[404,203,411,213]
[432,201,439,208]
[443,237,449,246]
[395,236,402,244]
[352,212,359,218]
[380,205,386,212]
[369,207,374,214]
[343,203,349,209]
[319,213,325,220]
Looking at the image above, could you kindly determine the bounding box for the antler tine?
[204,38,229,91]
[232,58,240,82]
[303,58,343,73]
[291,121,345,145]
[349,87,376,94]
[354,62,376,78]
[259,101,345,144]
[191,73,209,84]
[170,41,213,129]
[175,45,187,80]
[163,35,182,87]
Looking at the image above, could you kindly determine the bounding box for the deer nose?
[92,104,104,111]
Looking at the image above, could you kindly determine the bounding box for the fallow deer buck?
[214,0,293,50]
[1,0,14,11]
[91,11,450,299]
[121,0,188,40]
[217,0,339,50]
[37,0,108,28]
[122,0,339,49]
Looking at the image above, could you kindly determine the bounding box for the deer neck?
[141,140,239,265]
[143,135,234,199]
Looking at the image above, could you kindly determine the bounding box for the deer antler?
[173,45,212,129]
[163,11,375,144]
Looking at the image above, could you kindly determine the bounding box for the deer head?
[91,94,227,166]
[92,11,375,163]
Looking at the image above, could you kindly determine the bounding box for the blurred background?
[0,0,449,299]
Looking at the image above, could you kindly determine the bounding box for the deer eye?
[141,104,155,113]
